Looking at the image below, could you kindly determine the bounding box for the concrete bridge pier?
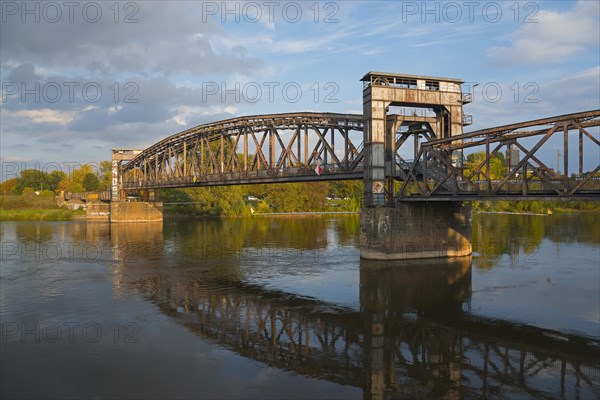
[109,201,163,223]
[360,203,472,260]
[110,149,163,223]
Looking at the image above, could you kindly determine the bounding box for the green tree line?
[1,161,112,196]
[0,163,111,213]
[159,180,363,216]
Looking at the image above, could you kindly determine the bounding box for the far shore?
[252,211,358,216]
[2,208,597,221]
[474,211,550,216]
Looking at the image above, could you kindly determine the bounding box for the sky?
[1,0,599,178]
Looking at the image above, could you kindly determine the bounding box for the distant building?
[452,150,464,168]
[507,147,520,169]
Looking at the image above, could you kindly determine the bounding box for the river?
[1,212,598,399]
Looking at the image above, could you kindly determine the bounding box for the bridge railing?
[123,163,365,189]
[63,190,111,201]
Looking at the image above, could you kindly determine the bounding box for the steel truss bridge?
[119,110,600,201]
[121,112,365,187]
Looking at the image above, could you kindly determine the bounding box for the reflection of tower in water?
[360,257,472,400]
[110,222,164,299]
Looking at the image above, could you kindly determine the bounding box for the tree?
[71,164,94,187]
[0,178,18,195]
[330,180,362,199]
[57,178,72,192]
[247,183,267,199]
[98,161,112,190]
[264,183,306,212]
[305,182,329,211]
[70,183,85,193]
[40,190,55,198]
[191,186,248,216]
[21,187,36,201]
[464,151,507,180]
[48,171,66,191]
[83,173,100,191]
[14,170,51,194]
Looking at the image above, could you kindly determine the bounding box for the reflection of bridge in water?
[109,223,599,400]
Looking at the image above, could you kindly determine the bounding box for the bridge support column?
[86,202,110,221]
[360,203,472,260]
[109,202,163,223]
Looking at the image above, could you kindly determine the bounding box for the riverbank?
[0,209,84,221]
[473,200,599,214]
[2,204,597,221]
[253,211,358,216]
[475,211,550,216]
[163,211,359,220]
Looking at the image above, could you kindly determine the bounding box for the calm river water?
[1,213,599,399]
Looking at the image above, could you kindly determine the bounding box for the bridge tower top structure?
[111,148,143,201]
[361,72,471,206]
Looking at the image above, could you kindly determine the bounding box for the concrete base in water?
[86,202,110,221]
[109,202,163,223]
[360,203,472,260]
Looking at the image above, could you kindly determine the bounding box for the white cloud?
[488,1,599,64]
[0,2,261,77]
[537,66,600,111]
[466,66,600,131]
[13,108,76,125]
[170,105,238,126]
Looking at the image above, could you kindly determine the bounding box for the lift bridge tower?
[360,72,473,259]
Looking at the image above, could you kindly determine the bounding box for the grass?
[0,209,83,221]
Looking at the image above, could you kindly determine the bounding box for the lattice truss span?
[396,110,600,201]
[121,112,365,189]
